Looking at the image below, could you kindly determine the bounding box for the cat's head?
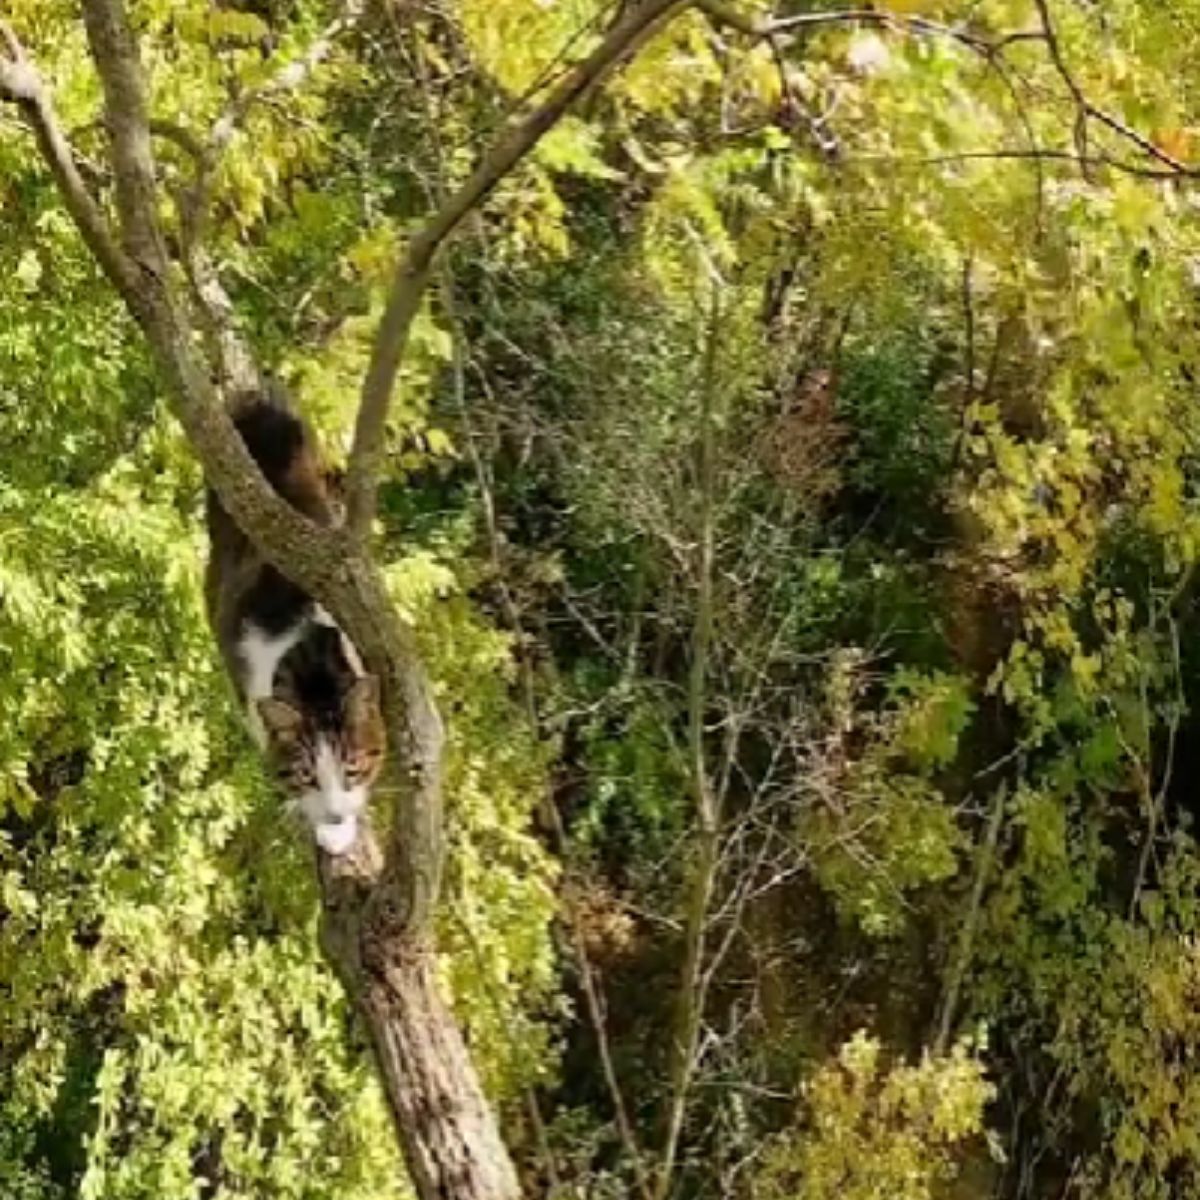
[256,675,386,854]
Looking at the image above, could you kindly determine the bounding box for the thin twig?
[962,254,976,405]
[696,0,1040,58]
[1033,0,1197,176]
[935,783,1007,1054]
[1130,608,1184,917]
[838,146,1197,179]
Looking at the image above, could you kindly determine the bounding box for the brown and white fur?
[204,385,385,854]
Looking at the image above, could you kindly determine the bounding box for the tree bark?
[321,845,520,1199]
[363,947,519,1198]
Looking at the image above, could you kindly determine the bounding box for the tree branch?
[344,0,692,538]
[0,10,335,611]
[72,0,342,584]
[934,783,1006,1054]
[1032,0,1195,176]
[79,0,169,277]
[148,116,207,161]
[695,0,1040,56]
[148,111,267,391]
[73,3,425,893]
[840,146,1198,180]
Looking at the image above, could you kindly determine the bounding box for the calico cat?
[205,385,385,854]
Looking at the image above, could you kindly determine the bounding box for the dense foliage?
[8,0,1200,1196]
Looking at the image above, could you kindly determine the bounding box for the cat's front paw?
[315,816,358,856]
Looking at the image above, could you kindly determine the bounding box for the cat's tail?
[215,382,333,524]
[226,374,292,417]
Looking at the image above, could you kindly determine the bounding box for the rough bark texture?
[363,946,520,1198]
[320,839,521,1200]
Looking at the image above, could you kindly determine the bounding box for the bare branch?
[696,1,1052,193]
[770,7,993,49]
[833,146,1200,181]
[566,891,656,1200]
[934,783,1006,1054]
[149,114,266,389]
[344,0,692,538]
[1033,0,1195,176]
[696,0,1040,56]
[0,20,42,102]
[80,0,169,277]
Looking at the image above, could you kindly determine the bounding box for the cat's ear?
[343,675,381,723]
[257,698,304,741]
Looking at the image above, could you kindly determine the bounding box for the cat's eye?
[345,757,374,784]
[277,765,316,788]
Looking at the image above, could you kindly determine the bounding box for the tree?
[10,0,1200,1196]
[0,0,686,1195]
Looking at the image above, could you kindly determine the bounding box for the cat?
[204,383,385,855]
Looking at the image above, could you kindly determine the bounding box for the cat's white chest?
[237,620,306,746]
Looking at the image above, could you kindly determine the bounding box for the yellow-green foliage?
[0,472,404,1199]
[0,414,558,1200]
[0,29,559,1181]
[807,667,973,936]
[976,825,1200,1199]
[752,1033,994,1200]
[16,0,1200,1193]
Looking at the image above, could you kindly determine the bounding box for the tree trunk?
[318,819,520,1200]
[361,943,520,1199]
